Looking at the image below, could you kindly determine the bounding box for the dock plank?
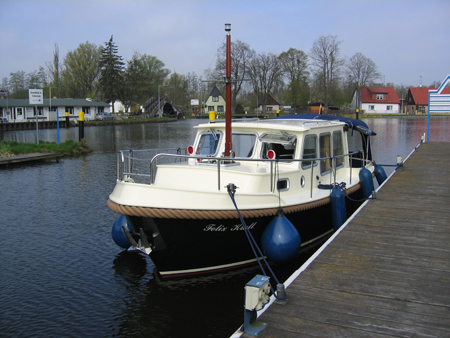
[0,153,63,165]
[242,142,450,338]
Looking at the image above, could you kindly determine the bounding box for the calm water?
[1,117,449,338]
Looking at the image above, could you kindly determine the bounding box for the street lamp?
[158,84,174,118]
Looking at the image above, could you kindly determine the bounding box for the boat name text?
[203,222,257,232]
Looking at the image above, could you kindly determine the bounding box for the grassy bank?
[0,139,92,158]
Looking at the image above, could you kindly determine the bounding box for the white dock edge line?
[229,142,421,338]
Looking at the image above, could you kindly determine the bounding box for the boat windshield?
[232,133,257,158]
[196,130,222,156]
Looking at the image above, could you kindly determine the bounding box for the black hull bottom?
[127,191,363,278]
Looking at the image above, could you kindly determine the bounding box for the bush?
[0,140,92,157]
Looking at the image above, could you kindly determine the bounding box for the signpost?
[427,74,450,141]
[29,89,43,144]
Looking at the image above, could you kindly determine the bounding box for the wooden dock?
[240,142,450,338]
[0,153,63,165]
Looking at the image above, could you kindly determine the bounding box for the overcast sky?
[1,0,449,88]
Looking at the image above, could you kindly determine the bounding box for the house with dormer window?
[205,86,226,115]
[352,86,400,114]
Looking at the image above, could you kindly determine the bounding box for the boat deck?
[240,142,450,337]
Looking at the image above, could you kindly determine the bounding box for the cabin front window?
[196,130,222,156]
[320,133,331,174]
[302,135,317,168]
[333,131,344,167]
[232,133,256,158]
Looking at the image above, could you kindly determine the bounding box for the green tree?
[279,47,309,107]
[165,72,189,108]
[98,36,125,112]
[60,41,102,98]
[122,52,169,104]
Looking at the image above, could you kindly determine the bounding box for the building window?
[369,105,375,110]
[66,107,74,115]
[212,96,219,102]
[37,107,44,116]
[267,107,273,111]
[83,107,90,115]
[16,107,23,116]
[387,105,393,111]
[376,94,384,100]
[208,106,215,112]
[217,106,224,112]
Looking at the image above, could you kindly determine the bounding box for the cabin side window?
[260,133,296,161]
[319,133,331,174]
[261,141,296,161]
[347,129,365,168]
[333,131,344,168]
[302,134,317,169]
[196,130,222,156]
[232,133,257,158]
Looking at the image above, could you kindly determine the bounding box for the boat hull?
[117,187,363,278]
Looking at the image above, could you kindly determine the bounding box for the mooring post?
[65,112,70,128]
[78,112,84,141]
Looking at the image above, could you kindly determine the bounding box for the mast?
[224,23,232,157]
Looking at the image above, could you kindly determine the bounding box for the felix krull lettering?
[203,222,257,231]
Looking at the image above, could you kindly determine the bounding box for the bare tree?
[248,52,284,112]
[46,44,62,98]
[210,40,256,112]
[26,67,47,89]
[310,35,344,112]
[346,52,380,86]
[8,70,26,96]
[346,52,380,111]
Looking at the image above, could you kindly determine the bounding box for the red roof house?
[353,87,400,114]
[406,87,450,114]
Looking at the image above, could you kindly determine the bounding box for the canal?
[0,116,449,337]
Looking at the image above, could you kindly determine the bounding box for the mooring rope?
[107,195,336,220]
[226,183,286,301]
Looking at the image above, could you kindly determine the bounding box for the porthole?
[300,175,305,188]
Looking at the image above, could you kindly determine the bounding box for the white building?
[352,86,400,114]
[0,98,110,122]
